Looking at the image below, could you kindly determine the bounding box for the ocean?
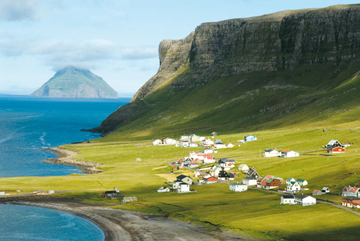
[0,95,130,241]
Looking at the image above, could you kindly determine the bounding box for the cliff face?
[31,66,119,99]
[96,4,360,135]
[132,5,360,101]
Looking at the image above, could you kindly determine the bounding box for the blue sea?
[0,95,130,241]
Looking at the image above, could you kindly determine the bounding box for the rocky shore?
[43,147,102,174]
[0,196,253,241]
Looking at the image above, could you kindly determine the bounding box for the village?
[151,133,360,208]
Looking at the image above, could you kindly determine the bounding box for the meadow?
[2,120,360,240]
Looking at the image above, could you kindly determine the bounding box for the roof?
[312,190,321,194]
[264,149,274,152]
[327,140,339,145]
[296,178,306,182]
[343,186,360,193]
[239,164,248,168]
[286,177,294,181]
[230,182,245,186]
[282,195,294,199]
[177,174,189,180]
[281,150,291,153]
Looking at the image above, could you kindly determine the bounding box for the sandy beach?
[1,196,253,241]
[44,147,102,174]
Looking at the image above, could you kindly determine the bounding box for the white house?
[203,148,213,154]
[296,179,308,186]
[181,141,189,147]
[172,180,183,189]
[152,139,162,145]
[177,183,191,193]
[244,135,257,142]
[263,149,280,157]
[163,138,177,145]
[342,186,360,197]
[242,177,258,186]
[322,187,330,193]
[280,150,300,158]
[215,143,227,149]
[229,182,248,192]
[189,142,199,148]
[280,195,295,205]
[203,154,215,164]
[203,138,214,146]
[286,177,296,184]
[218,158,236,171]
[210,166,222,177]
[238,164,249,172]
[176,175,192,185]
[295,194,316,206]
[157,187,170,193]
[287,182,301,193]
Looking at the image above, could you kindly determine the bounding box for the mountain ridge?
[31,66,119,99]
[94,4,360,136]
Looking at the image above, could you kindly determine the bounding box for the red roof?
[281,150,291,153]
[343,186,359,193]
[204,154,213,159]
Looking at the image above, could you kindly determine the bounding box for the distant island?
[31,66,119,99]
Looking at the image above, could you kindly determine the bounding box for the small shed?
[238,164,249,172]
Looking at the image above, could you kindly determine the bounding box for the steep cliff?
[96,4,360,136]
[31,66,119,99]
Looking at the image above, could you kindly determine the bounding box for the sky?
[0,0,359,97]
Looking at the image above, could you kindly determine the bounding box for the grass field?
[2,121,360,240]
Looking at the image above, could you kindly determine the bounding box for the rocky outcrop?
[132,4,360,101]
[31,66,119,99]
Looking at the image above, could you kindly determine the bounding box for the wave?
[39,132,50,148]
[0,134,12,144]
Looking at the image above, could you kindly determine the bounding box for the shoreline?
[0,196,253,241]
[43,147,102,174]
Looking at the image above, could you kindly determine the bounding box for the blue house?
[244,135,257,142]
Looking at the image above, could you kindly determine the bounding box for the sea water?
[0,204,105,241]
[0,95,129,177]
[0,95,130,241]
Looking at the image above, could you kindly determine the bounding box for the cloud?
[122,47,158,60]
[0,38,117,70]
[0,0,39,21]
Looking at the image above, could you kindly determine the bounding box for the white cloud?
[122,47,158,60]
[0,0,39,21]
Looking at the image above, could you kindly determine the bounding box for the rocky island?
[31,66,119,99]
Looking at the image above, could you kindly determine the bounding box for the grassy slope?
[2,125,360,240]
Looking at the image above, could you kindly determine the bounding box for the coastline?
[43,147,102,174]
[0,196,253,241]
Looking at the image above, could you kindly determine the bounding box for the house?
[211,132,217,137]
[162,138,177,145]
[258,175,283,189]
[172,180,184,189]
[203,138,214,146]
[104,190,118,197]
[189,142,199,148]
[214,140,226,149]
[242,177,258,186]
[229,182,248,192]
[218,168,233,181]
[327,146,345,153]
[342,186,360,197]
[226,143,235,148]
[178,183,191,193]
[152,139,162,145]
[296,179,308,186]
[203,147,213,154]
[244,135,257,142]
[210,165,222,177]
[203,154,215,164]
[263,149,280,157]
[157,187,170,193]
[294,194,316,206]
[180,134,189,141]
[280,195,295,205]
[238,164,249,172]
[176,175,193,185]
[287,182,301,193]
[189,134,201,142]
[187,162,199,168]
[218,158,236,170]
[312,190,324,196]
[286,177,296,184]
[342,197,360,208]
[280,150,299,158]
[325,140,343,150]
[181,141,189,147]
[322,187,330,193]
[203,176,218,184]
